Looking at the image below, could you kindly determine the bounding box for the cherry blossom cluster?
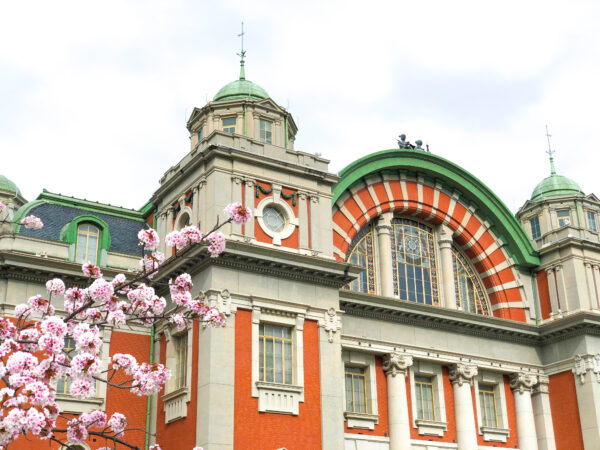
[0,204,245,448]
[21,215,44,229]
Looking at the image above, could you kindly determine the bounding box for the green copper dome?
[0,175,21,195]
[213,78,269,102]
[531,174,583,201]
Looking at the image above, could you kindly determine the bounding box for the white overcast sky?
[1,0,598,213]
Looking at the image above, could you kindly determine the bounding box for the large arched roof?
[333,149,539,268]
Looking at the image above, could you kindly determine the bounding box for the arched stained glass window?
[452,247,490,315]
[391,218,439,305]
[75,224,100,264]
[346,224,377,294]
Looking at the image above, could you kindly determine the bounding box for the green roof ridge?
[333,149,540,268]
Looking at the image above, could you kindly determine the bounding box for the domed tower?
[0,174,26,221]
[517,145,600,317]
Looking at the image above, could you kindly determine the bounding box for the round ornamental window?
[263,206,285,233]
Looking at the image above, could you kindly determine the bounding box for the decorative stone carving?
[321,308,341,343]
[382,352,413,377]
[448,363,478,386]
[509,372,538,394]
[573,354,600,384]
[532,374,550,395]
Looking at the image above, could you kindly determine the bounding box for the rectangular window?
[197,129,203,142]
[557,209,571,228]
[222,117,236,134]
[260,120,272,144]
[174,333,187,390]
[530,216,541,239]
[56,337,77,394]
[588,211,597,232]
[345,366,367,413]
[259,324,292,384]
[478,384,498,427]
[415,375,436,421]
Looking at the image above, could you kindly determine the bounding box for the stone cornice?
[152,240,362,291]
[341,291,600,345]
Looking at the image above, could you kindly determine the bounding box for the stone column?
[585,263,599,310]
[531,375,556,450]
[383,352,413,450]
[546,268,561,315]
[376,212,394,297]
[510,372,539,450]
[243,180,254,240]
[166,209,174,235]
[309,195,320,253]
[231,177,243,237]
[554,265,569,312]
[191,186,199,228]
[157,212,166,255]
[449,363,479,450]
[298,193,309,250]
[438,225,457,309]
[572,353,600,448]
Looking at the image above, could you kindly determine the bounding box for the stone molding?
[448,363,478,386]
[382,352,413,377]
[509,372,538,394]
[532,374,550,395]
[573,353,600,384]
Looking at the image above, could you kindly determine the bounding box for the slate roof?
[19,203,145,255]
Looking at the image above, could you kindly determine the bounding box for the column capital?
[382,352,413,377]
[545,267,554,275]
[448,363,478,386]
[532,374,550,395]
[573,353,600,384]
[231,176,243,185]
[509,372,538,394]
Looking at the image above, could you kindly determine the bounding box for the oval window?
[263,206,285,233]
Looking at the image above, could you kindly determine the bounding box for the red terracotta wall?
[253,181,300,249]
[549,371,584,449]
[234,309,322,449]
[155,322,199,449]
[536,270,552,320]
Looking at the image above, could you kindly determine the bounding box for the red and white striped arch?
[333,173,527,322]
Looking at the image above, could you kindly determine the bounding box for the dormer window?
[557,209,571,228]
[76,223,100,264]
[222,117,236,134]
[260,119,272,144]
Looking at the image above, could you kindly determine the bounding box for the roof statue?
[397,134,430,152]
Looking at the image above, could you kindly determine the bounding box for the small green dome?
[531,174,583,201]
[213,78,269,102]
[0,175,21,195]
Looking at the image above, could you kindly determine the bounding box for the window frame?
[556,209,571,228]
[345,223,377,295]
[161,326,193,423]
[75,223,100,265]
[451,246,491,316]
[60,215,111,266]
[259,323,293,385]
[345,366,367,414]
[530,216,541,239]
[221,117,236,134]
[259,119,273,144]
[255,194,299,246]
[588,210,598,233]
[473,372,510,442]
[409,360,447,436]
[251,305,305,415]
[342,351,379,430]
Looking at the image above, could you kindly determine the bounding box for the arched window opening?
[391,218,439,306]
[176,211,191,231]
[75,223,100,264]
[452,247,490,315]
[346,224,377,294]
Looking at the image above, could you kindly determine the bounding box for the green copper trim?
[59,214,112,262]
[139,201,155,217]
[333,149,540,268]
[530,174,583,201]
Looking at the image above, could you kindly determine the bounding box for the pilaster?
[509,372,539,450]
[383,352,413,450]
[438,225,457,309]
[243,180,254,240]
[572,353,600,449]
[531,375,556,450]
[375,212,393,297]
[449,363,478,450]
[230,177,243,237]
[298,193,309,250]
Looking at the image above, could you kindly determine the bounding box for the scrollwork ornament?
[382,352,413,377]
[322,308,341,343]
[509,372,538,394]
[573,354,600,384]
[448,363,478,386]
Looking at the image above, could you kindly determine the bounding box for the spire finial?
[237,22,246,80]
[545,124,557,175]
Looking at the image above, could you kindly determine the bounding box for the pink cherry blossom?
[45,278,65,297]
[170,313,187,331]
[224,202,252,225]
[69,375,95,398]
[207,231,226,257]
[107,412,127,436]
[138,228,160,250]
[89,278,114,303]
[21,215,43,229]
[165,230,185,248]
[139,252,165,275]
[0,201,6,213]
[111,353,138,374]
[82,262,102,278]
[180,225,203,244]
[0,318,17,340]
